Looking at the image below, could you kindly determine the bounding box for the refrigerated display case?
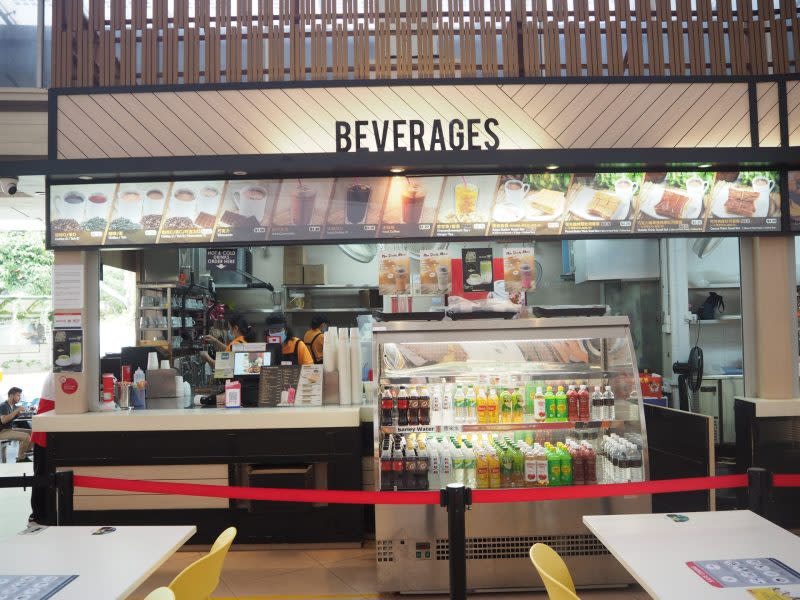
[373,317,650,593]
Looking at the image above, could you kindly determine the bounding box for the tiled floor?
[130,543,653,599]
[0,461,651,599]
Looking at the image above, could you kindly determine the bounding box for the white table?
[583,511,800,600]
[0,525,196,599]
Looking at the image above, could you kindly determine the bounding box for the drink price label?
[473,223,486,230]
[145,230,157,236]
[90,231,102,237]
[766,218,778,224]
[547,222,560,229]
[309,226,321,232]
[254,227,266,233]
[418,224,431,231]
[620,221,632,227]
[691,219,703,226]
[364,225,376,231]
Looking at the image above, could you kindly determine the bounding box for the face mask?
[271,329,287,345]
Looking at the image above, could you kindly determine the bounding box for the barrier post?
[747,467,772,518]
[55,470,74,525]
[440,483,472,600]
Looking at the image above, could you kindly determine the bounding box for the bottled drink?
[557,443,573,485]
[453,444,465,484]
[500,446,514,488]
[440,442,453,486]
[533,386,546,423]
[442,381,454,426]
[616,443,630,483]
[476,451,490,489]
[578,384,591,421]
[628,443,643,482]
[408,387,420,426]
[591,386,603,421]
[567,385,579,422]
[582,442,597,485]
[511,446,525,487]
[555,386,568,421]
[487,387,499,424]
[524,447,538,487]
[546,444,561,486]
[464,444,477,488]
[603,386,616,420]
[544,386,557,422]
[535,445,549,486]
[476,386,488,424]
[430,384,442,426]
[524,382,536,422]
[499,387,512,423]
[466,385,478,424]
[429,440,441,489]
[380,388,394,426]
[380,445,392,490]
[418,386,431,425]
[570,445,585,485]
[397,387,409,426]
[453,385,466,424]
[512,386,525,423]
[488,450,501,489]
[416,443,430,489]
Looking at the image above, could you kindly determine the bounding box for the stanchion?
[440,483,472,600]
[55,470,74,526]
[747,467,772,518]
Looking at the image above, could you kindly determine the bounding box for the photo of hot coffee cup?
[614,177,639,202]
[57,191,86,221]
[143,189,165,215]
[291,184,317,226]
[751,176,775,200]
[117,190,143,221]
[685,176,709,201]
[86,192,109,219]
[198,186,221,215]
[171,188,197,218]
[233,186,268,220]
[504,179,530,205]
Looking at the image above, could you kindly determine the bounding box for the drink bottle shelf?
[379,420,630,434]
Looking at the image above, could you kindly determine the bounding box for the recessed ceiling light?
[545,165,559,170]
[35,191,46,196]
[233,170,247,176]
[697,163,712,169]
[389,167,405,174]
[77,175,93,180]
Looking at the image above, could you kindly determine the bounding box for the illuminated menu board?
[48,170,782,247]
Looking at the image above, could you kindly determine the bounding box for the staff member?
[30,373,55,525]
[303,314,330,365]
[265,314,314,366]
[200,314,256,369]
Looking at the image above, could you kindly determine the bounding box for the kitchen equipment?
[117,382,133,410]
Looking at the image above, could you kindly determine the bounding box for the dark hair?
[226,314,256,343]
[7,387,22,397]
[265,313,296,341]
[310,315,330,329]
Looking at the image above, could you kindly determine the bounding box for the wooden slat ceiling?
[51,0,800,88]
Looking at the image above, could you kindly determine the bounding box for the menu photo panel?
[50,183,118,246]
[489,173,571,237]
[214,179,277,243]
[704,171,781,233]
[563,172,642,235]
[790,171,800,231]
[381,176,443,239]
[270,178,334,241]
[324,177,391,239]
[158,180,226,243]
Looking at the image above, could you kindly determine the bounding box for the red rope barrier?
[72,473,758,505]
[773,473,800,487]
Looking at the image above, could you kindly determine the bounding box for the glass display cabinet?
[372,317,650,592]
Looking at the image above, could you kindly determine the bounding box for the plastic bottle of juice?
[500,387,513,423]
[544,386,557,422]
[454,385,466,424]
[524,382,536,422]
[476,451,489,489]
[534,387,546,423]
[464,443,477,488]
[524,446,537,487]
[511,445,525,487]
[567,385,579,422]
[441,380,453,426]
[545,444,561,486]
[500,446,514,488]
[535,445,549,486]
[512,386,525,423]
[488,449,501,489]
[555,386,568,421]
[578,384,591,421]
[486,387,499,424]
[476,386,488,424]
[558,442,573,486]
[466,385,477,424]
[440,441,453,486]
[452,443,465,484]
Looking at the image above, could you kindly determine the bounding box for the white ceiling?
[0,175,46,231]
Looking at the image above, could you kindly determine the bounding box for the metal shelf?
[283,284,378,290]
[689,316,742,325]
[285,308,373,313]
[379,419,630,434]
[688,283,740,290]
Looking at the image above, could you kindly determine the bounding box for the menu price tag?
[295,365,323,406]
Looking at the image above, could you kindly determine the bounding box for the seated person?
[0,387,31,462]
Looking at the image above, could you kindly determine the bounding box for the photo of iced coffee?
[347,183,371,225]
[291,183,317,226]
[402,180,426,224]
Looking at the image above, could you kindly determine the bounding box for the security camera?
[0,177,19,195]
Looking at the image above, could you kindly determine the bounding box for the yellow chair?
[168,527,237,600]
[144,587,175,600]
[529,543,581,600]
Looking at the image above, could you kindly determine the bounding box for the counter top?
[735,396,800,417]
[33,405,362,432]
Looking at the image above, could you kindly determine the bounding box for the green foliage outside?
[0,231,53,297]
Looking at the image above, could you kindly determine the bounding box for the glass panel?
[377,323,645,493]
[0,0,40,87]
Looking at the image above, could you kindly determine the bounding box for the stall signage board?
[48,170,782,248]
[207,248,238,270]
